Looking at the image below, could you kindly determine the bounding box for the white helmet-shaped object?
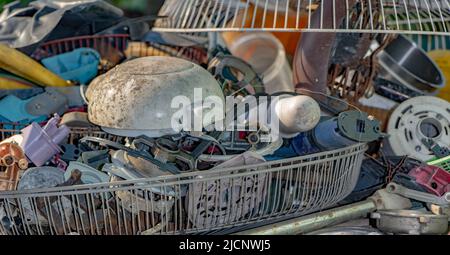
[86,56,225,137]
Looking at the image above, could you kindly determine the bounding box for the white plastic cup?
[227,32,294,95]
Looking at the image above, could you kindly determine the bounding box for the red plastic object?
[409,165,450,196]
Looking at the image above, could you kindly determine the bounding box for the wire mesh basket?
[30,34,208,65]
[0,127,367,235]
[153,0,450,35]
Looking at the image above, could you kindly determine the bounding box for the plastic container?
[227,32,294,95]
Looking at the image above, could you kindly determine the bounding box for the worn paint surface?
[87,56,224,131]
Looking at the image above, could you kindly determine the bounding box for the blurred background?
[0,0,164,15]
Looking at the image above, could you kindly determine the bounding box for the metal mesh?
[30,34,208,65]
[153,0,450,35]
[0,128,366,235]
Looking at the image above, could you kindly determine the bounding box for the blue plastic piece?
[0,95,46,127]
[0,87,44,99]
[265,133,321,161]
[41,48,100,84]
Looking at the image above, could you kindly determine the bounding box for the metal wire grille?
[0,127,366,235]
[30,35,208,65]
[153,0,450,35]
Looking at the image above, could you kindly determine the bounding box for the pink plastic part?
[409,165,450,196]
[20,114,70,167]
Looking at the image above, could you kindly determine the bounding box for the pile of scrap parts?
[0,0,449,235]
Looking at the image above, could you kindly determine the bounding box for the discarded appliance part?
[41,48,100,84]
[80,136,180,174]
[0,44,70,87]
[296,89,349,115]
[61,112,93,128]
[0,85,43,99]
[208,54,264,95]
[151,137,195,171]
[110,150,171,180]
[430,204,450,218]
[0,94,60,124]
[86,56,225,138]
[46,86,86,108]
[107,155,178,198]
[408,165,450,197]
[64,161,109,185]
[385,96,450,162]
[274,95,321,138]
[0,143,28,191]
[20,114,70,167]
[386,183,450,206]
[421,139,450,159]
[59,144,82,162]
[369,189,413,211]
[227,32,294,95]
[199,134,283,163]
[80,150,110,170]
[373,78,422,103]
[188,152,267,228]
[306,226,383,235]
[428,156,450,173]
[377,35,445,95]
[371,210,449,235]
[313,111,385,150]
[341,157,389,204]
[17,167,70,225]
[0,72,35,89]
[234,200,377,235]
[133,134,225,172]
[35,169,85,235]
[266,133,319,161]
[110,175,175,215]
[25,90,68,117]
[293,0,372,94]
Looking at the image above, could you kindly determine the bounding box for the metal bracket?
[386,182,450,206]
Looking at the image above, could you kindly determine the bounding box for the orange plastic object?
[0,143,28,191]
[221,4,307,56]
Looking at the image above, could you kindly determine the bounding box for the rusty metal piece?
[294,0,357,93]
[294,0,383,101]
[0,143,28,191]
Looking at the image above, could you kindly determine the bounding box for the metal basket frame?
[30,34,208,65]
[153,0,450,35]
[0,127,366,235]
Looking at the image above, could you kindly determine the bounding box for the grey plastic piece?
[369,188,413,210]
[25,90,68,116]
[64,161,109,184]
[47,87,86,108]
[60,143,82,162]
[61,112,93,127]
[386,183,450,206]
[337,110,386,142]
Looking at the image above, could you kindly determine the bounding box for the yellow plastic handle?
[0,43,71,87]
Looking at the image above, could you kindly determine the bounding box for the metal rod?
[233,200,377,235]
